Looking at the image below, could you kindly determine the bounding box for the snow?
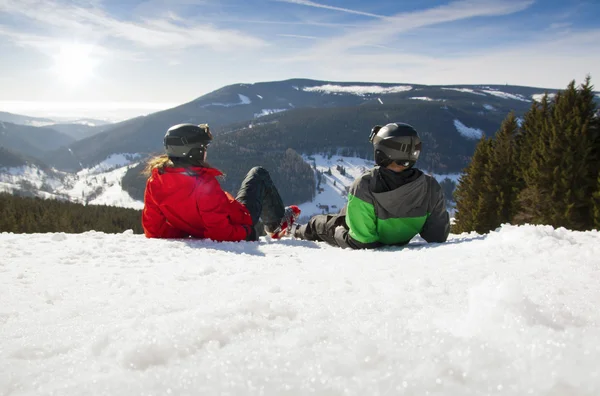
[56,163,144,209]
[441,88,486,96]
[377,98,383,104]
[82,153,141,175]
[1,225,599,395]
[254,109,288,118]
[481,90,531,102]
[0,155,144,209]
[0,166,61,191]
[409,97,444,102]
[532,93,557,102]
[201,94,252,108]
[483,104,496,111]
[302,84,412,96]
[238,94,251,105]
[428,173,462,184]
[453,120,483,140]
[297,155,373,220]
[256,94,263,100]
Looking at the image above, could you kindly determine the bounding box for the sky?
[0,0,599,119]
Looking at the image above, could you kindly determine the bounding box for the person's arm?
[420,178,450,243]
[142,183,188,239]
[198,178,250,242]
[334,178,382,249]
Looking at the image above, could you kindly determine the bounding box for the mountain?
[0,146,50,169]
[4,78,592,209]
[0,120,75,158]
[48,122,113,141]
[0,111,113,140]
[0,111,55,126]
[42,79,553,172]
[2,225,599,395]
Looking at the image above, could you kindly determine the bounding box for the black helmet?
[369,122,422,167]
[164,123,213,159]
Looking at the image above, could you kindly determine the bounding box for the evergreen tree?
[594,173,600,229]
[517,77,599,230]
[453,136,494,233]
[486,112,520,226]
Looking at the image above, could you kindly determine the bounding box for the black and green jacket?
[334,167,450,249]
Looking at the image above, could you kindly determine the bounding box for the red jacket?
[142,166,252,241]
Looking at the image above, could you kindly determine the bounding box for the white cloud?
[275,0,383,18]
[308,0,536,54]
[0,0,267,51]
[277,34,318,40]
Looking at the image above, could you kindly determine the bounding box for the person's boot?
[267,205,301,239]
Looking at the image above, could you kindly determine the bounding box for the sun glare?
[52,43,98,85]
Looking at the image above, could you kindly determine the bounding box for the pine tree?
[453,136,494,233]
[486,112,520,226]
[516,77,599,230]
[593,173,600,229]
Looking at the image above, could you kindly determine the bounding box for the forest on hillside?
[453,77,600,233]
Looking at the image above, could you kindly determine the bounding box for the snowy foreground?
[1,225,600,396]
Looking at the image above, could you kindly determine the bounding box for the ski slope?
[1,225,599,395]
[297,155,458,220]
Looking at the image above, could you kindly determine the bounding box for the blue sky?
[0,0,599,117]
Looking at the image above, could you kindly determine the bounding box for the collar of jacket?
[154,166,223,177]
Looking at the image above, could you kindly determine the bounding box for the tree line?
[453,77,600,233]
[0,193,143,234]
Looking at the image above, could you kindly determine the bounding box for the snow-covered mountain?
[2,224,599,395]
[0,154,143,209]
[298,154,458,221]
[0,153,459,214]
[42,78,562,172]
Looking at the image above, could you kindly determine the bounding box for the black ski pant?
[235,167,285,240]
[295,207,348,246]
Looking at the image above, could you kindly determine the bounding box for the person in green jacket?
[290,122,450,249]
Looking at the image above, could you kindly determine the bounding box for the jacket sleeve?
[142,182,188,239]
[338,178,382,249]
[420,177,450,243]
[197,178,250,242]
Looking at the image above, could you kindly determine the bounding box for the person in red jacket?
[142,123,300,241]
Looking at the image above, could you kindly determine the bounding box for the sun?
[52,43,97,85]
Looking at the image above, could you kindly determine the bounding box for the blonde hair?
[142,154,219,177]
[142,154,173,176]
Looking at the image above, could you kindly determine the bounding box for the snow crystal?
[377,98,383,104]
[302,84,412,96]
[1,225,599,395]
[256,94,263,99]
[481,90,531,102]
[454,120,483,139]
[441,87,486,96]
[483,104,496,111]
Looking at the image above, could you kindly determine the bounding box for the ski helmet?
[369,122,422,167]
[164,123,213,159]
